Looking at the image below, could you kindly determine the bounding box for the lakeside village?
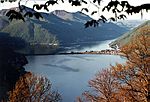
[60,49,124,56]
[29,42,124,56]
[58,43,125,55]
[59,44,126,56]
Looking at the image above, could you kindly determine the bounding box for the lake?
[25,40,125,102]
[25,54,125,102]
[59,39,115,53]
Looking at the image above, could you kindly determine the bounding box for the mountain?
[0,6,129,54]
[1,19,58,44]
[115,20,146,30]
[0,11,59,54]
[41,10,129,44]
[109,20,150,49]
[0,16,9,30]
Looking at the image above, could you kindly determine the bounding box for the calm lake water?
[25,54,125,102]
[60,39,115,53]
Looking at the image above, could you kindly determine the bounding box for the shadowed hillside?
[0,32,27,101]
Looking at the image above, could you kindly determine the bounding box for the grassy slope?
[0,18,59,54]
[110,20,150,48]
[1,19,58,44]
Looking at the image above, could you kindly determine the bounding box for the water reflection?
[43,64,79,72]
[25,55,126,102]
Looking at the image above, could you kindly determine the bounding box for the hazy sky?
[0,0,149,20]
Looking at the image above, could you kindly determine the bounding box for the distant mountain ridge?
[0,6,129,43]
[110,20,150,49]
[44,10,129,44]
[0,6,131,54]
[53,10,74,21]
[115,20,146,30]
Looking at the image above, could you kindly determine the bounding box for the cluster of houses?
[81,49,120,55]
[64,49,121,55]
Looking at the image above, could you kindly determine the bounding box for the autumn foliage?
[9,72,61,102]
[78,26,150,102]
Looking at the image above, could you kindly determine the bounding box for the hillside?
[1,19,58,44]
[0,18,59,54]
[109,20,150,49]
[0,16,9,30]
